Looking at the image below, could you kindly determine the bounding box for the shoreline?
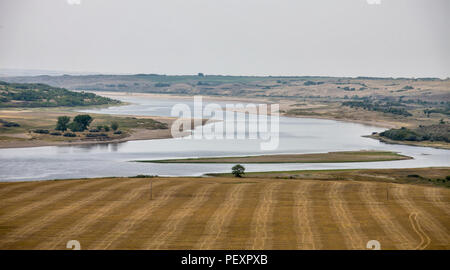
[93,91,398,129]
[138,150,412,164]
[365,134,450,150]
[0,113,207,149]
[0,127,172,149]
[0,91,448,149]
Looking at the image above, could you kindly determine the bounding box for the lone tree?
[111,122,119,131]
[232,164,245,178]
[55,116,70,131]
[68,114,93,132]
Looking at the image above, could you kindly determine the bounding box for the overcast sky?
[0,0,449,77]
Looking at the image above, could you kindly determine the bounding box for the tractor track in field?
[360,182,416,249]
[424,187,450,216]
[0,181,69,202]
[0,179,112,225]
[0,179,140,249]
[392,184,449,248]
[328,182,366,250]
[196,184,248,249]
[250,182,281,250]
[90,182,190,250]
[293,182,319,249]
[1,177,448,250]
[408,212,431,250]
[35,180,155,249]
[0,181,76,205]
[143,183,218,249]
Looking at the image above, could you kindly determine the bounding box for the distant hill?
[0,81,121,108]
[0,68,101,77]
[0,74,448,102]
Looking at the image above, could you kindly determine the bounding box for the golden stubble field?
[0,177,448,250]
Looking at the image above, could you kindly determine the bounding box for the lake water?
[0,95,448,181]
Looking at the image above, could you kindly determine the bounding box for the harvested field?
[0,176,448,250]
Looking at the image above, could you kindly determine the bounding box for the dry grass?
[143,151,411,164]
[0,173,448,250]
[213,167,450,188]
[0,108,176,148]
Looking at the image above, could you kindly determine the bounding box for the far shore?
[95,91,450,148]
[0,91,448,149]
[93,91,397,129]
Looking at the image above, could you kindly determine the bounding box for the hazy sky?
[0,0,449,77]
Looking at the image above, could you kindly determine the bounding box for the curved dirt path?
[90,182,190,250]
[391,184,449,248]
[328,181,366,250]
[196,184,248,249]
[35,180,159,249]
[360,182,416,249]
[0,178,139,249]
[408,212,431,250]
[0,179,112,224]
[293,182,319,250]
[249,182,281,250]
[143,183,218,249]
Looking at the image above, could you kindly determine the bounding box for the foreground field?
[0,173,448,250]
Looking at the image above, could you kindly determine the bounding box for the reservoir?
[0,94,448,181]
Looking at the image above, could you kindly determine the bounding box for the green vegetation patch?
[379,124,449,143]
[0,81,121,108]
[342,99,412,116]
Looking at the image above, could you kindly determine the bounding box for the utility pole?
[386,183,389,201]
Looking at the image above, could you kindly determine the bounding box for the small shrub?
[1,120,20,127]
[86,133,108,138]
[63,132,76,137]
[33,129,49,134]
[89,129,100,133]
[304,81,317,86]
[50,132,61,136]
[131,175,157,178]
[111,122,119,131]
[114,130,122,135]
[154,83,170,87]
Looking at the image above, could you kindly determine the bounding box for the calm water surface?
[0,95,448,181]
